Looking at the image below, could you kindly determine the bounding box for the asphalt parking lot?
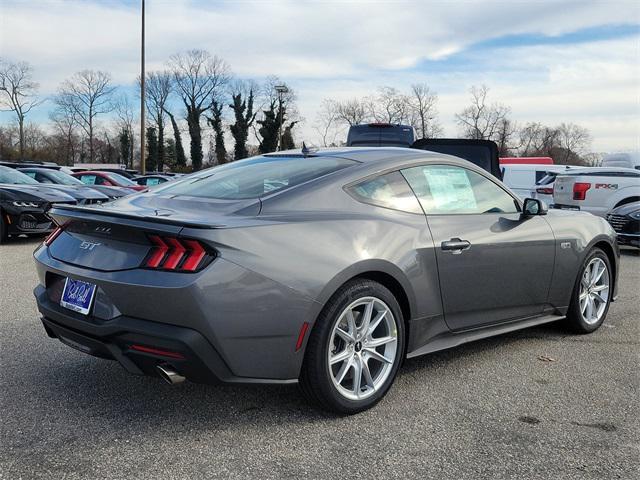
[0,238,638,480]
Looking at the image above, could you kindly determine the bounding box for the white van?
[501,164,569,200]
[601,152,640,170]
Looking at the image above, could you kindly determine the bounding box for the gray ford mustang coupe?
[33,148,619,413]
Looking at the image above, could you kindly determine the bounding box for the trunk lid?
[46,193,260,272]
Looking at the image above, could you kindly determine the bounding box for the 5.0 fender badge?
[561,242,572,249]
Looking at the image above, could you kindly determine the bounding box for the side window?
[346,171,422,214]
[79,175,96,185]
[146,178,160,186]
[402,165,519,215]
[23,171,37,179]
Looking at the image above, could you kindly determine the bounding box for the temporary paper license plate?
[60,278,97,315]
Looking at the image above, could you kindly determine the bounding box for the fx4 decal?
[595,183,618,189]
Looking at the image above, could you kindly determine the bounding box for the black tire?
[300,279,405,414]
[0,211,8,244]
[565,248,612,334]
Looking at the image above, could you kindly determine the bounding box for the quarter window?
[402,165,519,215]
[346,171,422,214]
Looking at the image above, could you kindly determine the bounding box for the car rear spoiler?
[411,138,502,179]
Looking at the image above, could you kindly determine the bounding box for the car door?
[401,164,556,331]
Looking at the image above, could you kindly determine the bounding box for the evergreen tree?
[229,89,256,160]
[207,100,227,164]
[165,138,176,168]
[257,101,280,153]
[118,128,131,167]
[165,110,187,167]
[146,126,159,172]
[281,121,298,150]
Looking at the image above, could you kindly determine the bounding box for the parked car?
[347,123,416,147]
[501,164,569,200]
[133,174,173,187]
[18,167,130,201]
[552,167,640,217]
[601,152,640,170]
[606,201,640,248]
[72,171,147,192]
[17,168,109,205]
[0,166,77,243]
[34,147,619,413]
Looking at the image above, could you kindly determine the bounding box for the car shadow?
[24,320,572,432]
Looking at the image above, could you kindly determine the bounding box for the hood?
[0,183,77,203]
[610,201,640,216]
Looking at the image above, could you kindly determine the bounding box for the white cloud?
[0,0,639,151]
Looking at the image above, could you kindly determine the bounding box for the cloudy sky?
[1,0,639,152]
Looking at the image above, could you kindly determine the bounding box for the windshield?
[105,172,136,185]
[157,155,355,200]
[0,166,40,185]
[42,169,84,185]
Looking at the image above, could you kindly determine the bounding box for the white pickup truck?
[552,167,640,217]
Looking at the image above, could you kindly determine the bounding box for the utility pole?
[140,0,146,174]
[274,85,288,151]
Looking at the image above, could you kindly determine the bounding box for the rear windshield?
[157,155,355,200]
[536,173,557,186]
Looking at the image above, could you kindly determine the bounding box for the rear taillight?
[536,187,554,195]
[144,235,212,272]
[44,226,64,246]
[573,182,591,201]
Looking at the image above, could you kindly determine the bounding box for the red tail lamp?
[144,235,211,272]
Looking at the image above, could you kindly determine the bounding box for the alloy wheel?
[327,297,398,400]
[579,257,610,325]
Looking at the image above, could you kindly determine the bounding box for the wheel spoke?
[330,349,352,366]
[592,292,607,304]
[345,310,357,337]
[335,357,353,385]
[367,309,387,336]
[586,296,594,321]
[592,284,608,293]
[352,357,362,396]
[364,347,392,364]
[359,301,374,337]
[361,358,375,391]
[367,336,397,348]
[336,327,354,343]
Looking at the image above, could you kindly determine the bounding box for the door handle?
[441,238,471,254]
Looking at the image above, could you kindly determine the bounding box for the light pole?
[274,85,288,151]
[140,0,146,174]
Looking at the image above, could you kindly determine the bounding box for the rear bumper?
[35,285,297,385]
[32,245,318,383]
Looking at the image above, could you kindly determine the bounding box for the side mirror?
[523,198,547,216]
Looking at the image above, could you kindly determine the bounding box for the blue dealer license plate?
[60,278,97,315]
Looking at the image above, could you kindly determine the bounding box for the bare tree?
[366,87,411,124]
[334,98,369,126]
[56,70,115,162]
[49,102,78,166]
[313,99,343,147]
[408,83,441,139]
[518,122,559,156]
[114,94,136,168]
[143,71,172,170]
[455,85,511,141]
[168,50,230,170]
[557,123,591,163]
[0,59,42,160]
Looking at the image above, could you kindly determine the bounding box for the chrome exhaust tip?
[156,364,185,385]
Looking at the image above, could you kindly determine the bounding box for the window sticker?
[423,167,477,212]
